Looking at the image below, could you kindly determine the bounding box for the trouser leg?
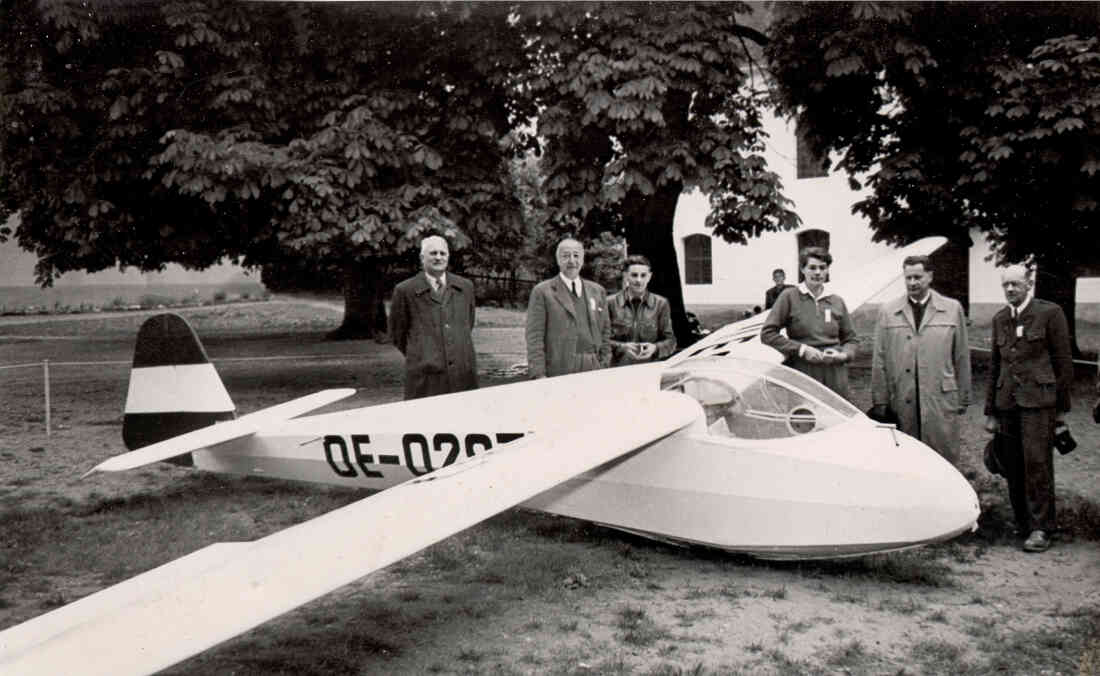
[997,411,1030,531]
[1018,407,1056,531]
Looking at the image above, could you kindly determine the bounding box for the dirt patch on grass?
[2,301,1098,674]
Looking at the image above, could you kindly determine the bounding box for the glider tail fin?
[122,313,236,454]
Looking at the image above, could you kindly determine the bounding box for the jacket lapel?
[553,278,578,318]
[893,297,916,331]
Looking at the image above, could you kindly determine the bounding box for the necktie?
[571,280,578,297]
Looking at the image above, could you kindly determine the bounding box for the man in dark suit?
[983,264,1072,552]
[389,235,478,400]
[525,238,611,378]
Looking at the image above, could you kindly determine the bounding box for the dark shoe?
[1023,530,1050,552]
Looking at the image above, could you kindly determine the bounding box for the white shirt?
[797,281,830,302]
[560,273,582,297]
[1009,293,1033,318]
[427,273,446,292]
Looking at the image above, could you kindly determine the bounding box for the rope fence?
[1,353,373,437]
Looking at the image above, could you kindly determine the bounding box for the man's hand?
[822,348,849,365]
[983,415,999,433]
[635,343,656,360]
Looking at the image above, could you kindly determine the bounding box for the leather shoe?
[1023,530,1050,552]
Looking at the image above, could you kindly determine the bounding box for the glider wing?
[1,390,700,676]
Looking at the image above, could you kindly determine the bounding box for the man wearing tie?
[871,255,971,465]
[525,237,611,378]
[983,264,1072,553]
[389,235,478,399]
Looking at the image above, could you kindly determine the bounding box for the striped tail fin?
[122,313,235,454]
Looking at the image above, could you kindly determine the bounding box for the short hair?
[1001,263,1033,281]
[902,255,933,272]
[772,268,785,277]
[556,237,583,256]
[798,246,832,268]
[622,254,652,272]
[420,235,449,255]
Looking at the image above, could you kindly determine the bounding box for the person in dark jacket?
[764,268,793,310]
[389,236,478,400]
[983,264,1072,553]
[608,255,676,366]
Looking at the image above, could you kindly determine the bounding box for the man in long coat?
[389,236,478,399]
[871,255,971,465]
[525,238,611,378]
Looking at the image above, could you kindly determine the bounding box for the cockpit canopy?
[660,357,861,439]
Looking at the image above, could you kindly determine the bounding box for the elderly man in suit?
[983,264,1073,553]
[389,235,478,400]
[871,255,971,466]
[525,238,611,378]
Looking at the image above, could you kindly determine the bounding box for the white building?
[670,113,1056,310]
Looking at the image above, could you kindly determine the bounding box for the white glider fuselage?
[191,358,979,560]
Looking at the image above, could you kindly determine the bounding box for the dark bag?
[984,435,1005,477]
[1053,422,1077,455]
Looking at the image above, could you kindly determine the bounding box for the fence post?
[44,358,51,437]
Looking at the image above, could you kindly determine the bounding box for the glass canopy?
[660,356,861,439]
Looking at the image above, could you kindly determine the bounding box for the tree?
[0,1,532,338]
[514,2,800,345]
[764,2,1100,353]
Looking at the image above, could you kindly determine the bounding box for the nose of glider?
[889,430,980,543]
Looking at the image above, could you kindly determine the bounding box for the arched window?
[684,234,712,285]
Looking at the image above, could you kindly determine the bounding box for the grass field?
[1,301,1098,675]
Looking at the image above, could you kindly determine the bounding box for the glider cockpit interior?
[660,356,857,439]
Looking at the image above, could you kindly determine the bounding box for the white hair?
[420,235,449,254]
[556,238,583,255]
[1000,263,1032,281]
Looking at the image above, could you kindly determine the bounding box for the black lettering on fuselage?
[323,435,357,478]
[324,432,526,479]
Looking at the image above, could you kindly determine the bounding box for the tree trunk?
[328,256,388,341]
[622,182,696,348]
[1035,261,1082,358]
[929,234,972,317]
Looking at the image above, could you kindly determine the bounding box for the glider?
[0,236,978,675]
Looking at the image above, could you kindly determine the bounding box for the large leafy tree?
[1,1,531,338]
[765,1,1100,353]
[515,2,800,343]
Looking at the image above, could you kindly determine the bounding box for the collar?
[616,290,653,308]
[559,273,582,289]
[908,292,931,306]
[426,272,446,288]
[1009,293,1033,317]
[797,282,829,300]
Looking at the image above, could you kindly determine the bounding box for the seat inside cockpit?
[660,358,859,439]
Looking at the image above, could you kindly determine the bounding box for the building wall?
[672,113,1098,308]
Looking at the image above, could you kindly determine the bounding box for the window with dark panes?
[684,234,712,285]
